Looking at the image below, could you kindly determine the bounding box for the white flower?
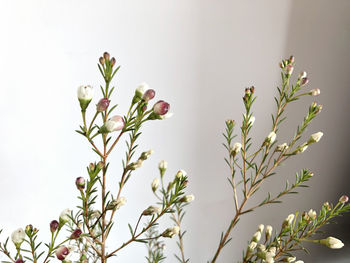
[162,226,180,238]
[232,142,242,154]
[245,114,255,126]
[176,169,187,179]
[143,205,162,216]
[248,241,257,251]
[287,256,296,262]
[137,82,148,96]
[268,246,276,255]
[320,237,344,249]
[181,194,195,203]
[308,132,323,144]
[112,197,127,210]
[257,244,266,252]
[252,231,262,242]
[266,225,273,239]
[308,209,317,220]
[257,224,264,232]
[103,115,125,133]
[159,160,168,170]
[276,143,289,152]
[265,131,276,144]
[59,209,71,225]
[77,85,93,101]
[160,112,174,120]
[151,178,160,191]
[11,228,25,246]
[283,214,295,228]
[265,251,275,263]
[310,88,321,96]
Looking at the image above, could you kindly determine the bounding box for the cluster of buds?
[100,115,125,133]
[243,86,255,103]
[99,52,116,67]
[161,226,180,238]
[128,149,154,170]
[310,101,323,114]
[99,52,118,83]
[276,142,288,152]
[279,56,295,76]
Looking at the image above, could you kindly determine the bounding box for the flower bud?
[15,259,24,263]
[176,169,187,179]
[103,52,110,60]
[99,57,105,65]
[265,225,273,240]
[133,83,148,103]
[75,177,85,190]
[248,241,257,251]
[299,71,307,79]
[110,57,116,67]
[70,228,82,239]
[232,142,242,155]
[320,237,344,249]
[257,224,264,233]
[276,143,289,152]
[159,112,173,120]
[308,209,317,220]
[323,202,331,211]
[151,178,160,192]
[59,209,71,226]
[339,195,349,204]
[110,196,127,210]
[96,98,110,112]
[307,132,323,144]
[159,160,168,176]
[161,226,180,238]
[50,220,59,233]
[310,88,320,96]
[180,194,195,203]
[252,231,262,242]
[153,100,170,116]
[100,115,125,133]
[295,143,308,154]
[56,246,70,260]
[265,131,276,145]
[129,159,143,170]
[143,205,162,216]
[143,89,156,102]
[282,214,294,229]
[11,228,25,248]
[140,149,154,160]
[286,256,296,262]
[285,64,294,75]
[25,224,33,235]
[77,85,93,111]
[257,244,266,252]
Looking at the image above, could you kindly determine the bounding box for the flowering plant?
[0,53,348,263]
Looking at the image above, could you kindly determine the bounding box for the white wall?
[0,1,349,262]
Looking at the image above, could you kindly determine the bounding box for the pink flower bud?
[301,77,309,86]
[101,115,125,133]
[99,57,105,65]
[143,89,155,102]
[285,64,294,75]
[96,98,110,112]
[103,52,110,60]
[153,100,170,115]
[15,259,24,263]
[50,220,59,233]
[75,177,85,190]
[56,246,69,260]
[70,228,82,239]
[339,195,349,204]
[111,57,116,66]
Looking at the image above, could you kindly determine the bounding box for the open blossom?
[308,132,323,144]
[286,256,296,262]
[77,85,93,111]
[232,142,242,154]
[56,246,70,260]
[11,228,25,247]
[162,226,180,238]
[111,196,127,210]
[310,88,320,96]
[320,237,344,249]
[276,143,288,152]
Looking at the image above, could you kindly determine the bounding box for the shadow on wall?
[284,1,350,262]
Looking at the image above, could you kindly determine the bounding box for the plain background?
[0,1,349,262]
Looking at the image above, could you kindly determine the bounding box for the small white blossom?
[308,209,317,220]
[257,244,266,252]
[257,224,264,233]
[265,131,276,144]
[252,231,262,242]
[112,197,127,210]
[151,178,160,191]
[310,88,321,96]
[295,143,308,154]
[308,132,323,144]
[276,143,289,152]
[265,225,273,239]
[59,209,71,225]
[299,71,307,79]
[159,160,168,170]
[248,241,257,251]
[283,214,295,228]
[232,143,242,154]
[287,256,296,262]
[320,237,344,249]
[11,228,25,247]
[162,226,180,238]
[181,194,195,203]
[143,205,162,216]
[265,251,275,263]
[77,85,93,101]
[136,83,148,96]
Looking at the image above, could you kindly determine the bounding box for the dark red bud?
[50,220,59,233]
[153,100,170,116]
[70,228,82,239]
[142,89,156,102]
[56,246,69,260]
[103,52,110,60]
[96,98,110,112]
[111,57,116,66]
[75,177,85,191]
